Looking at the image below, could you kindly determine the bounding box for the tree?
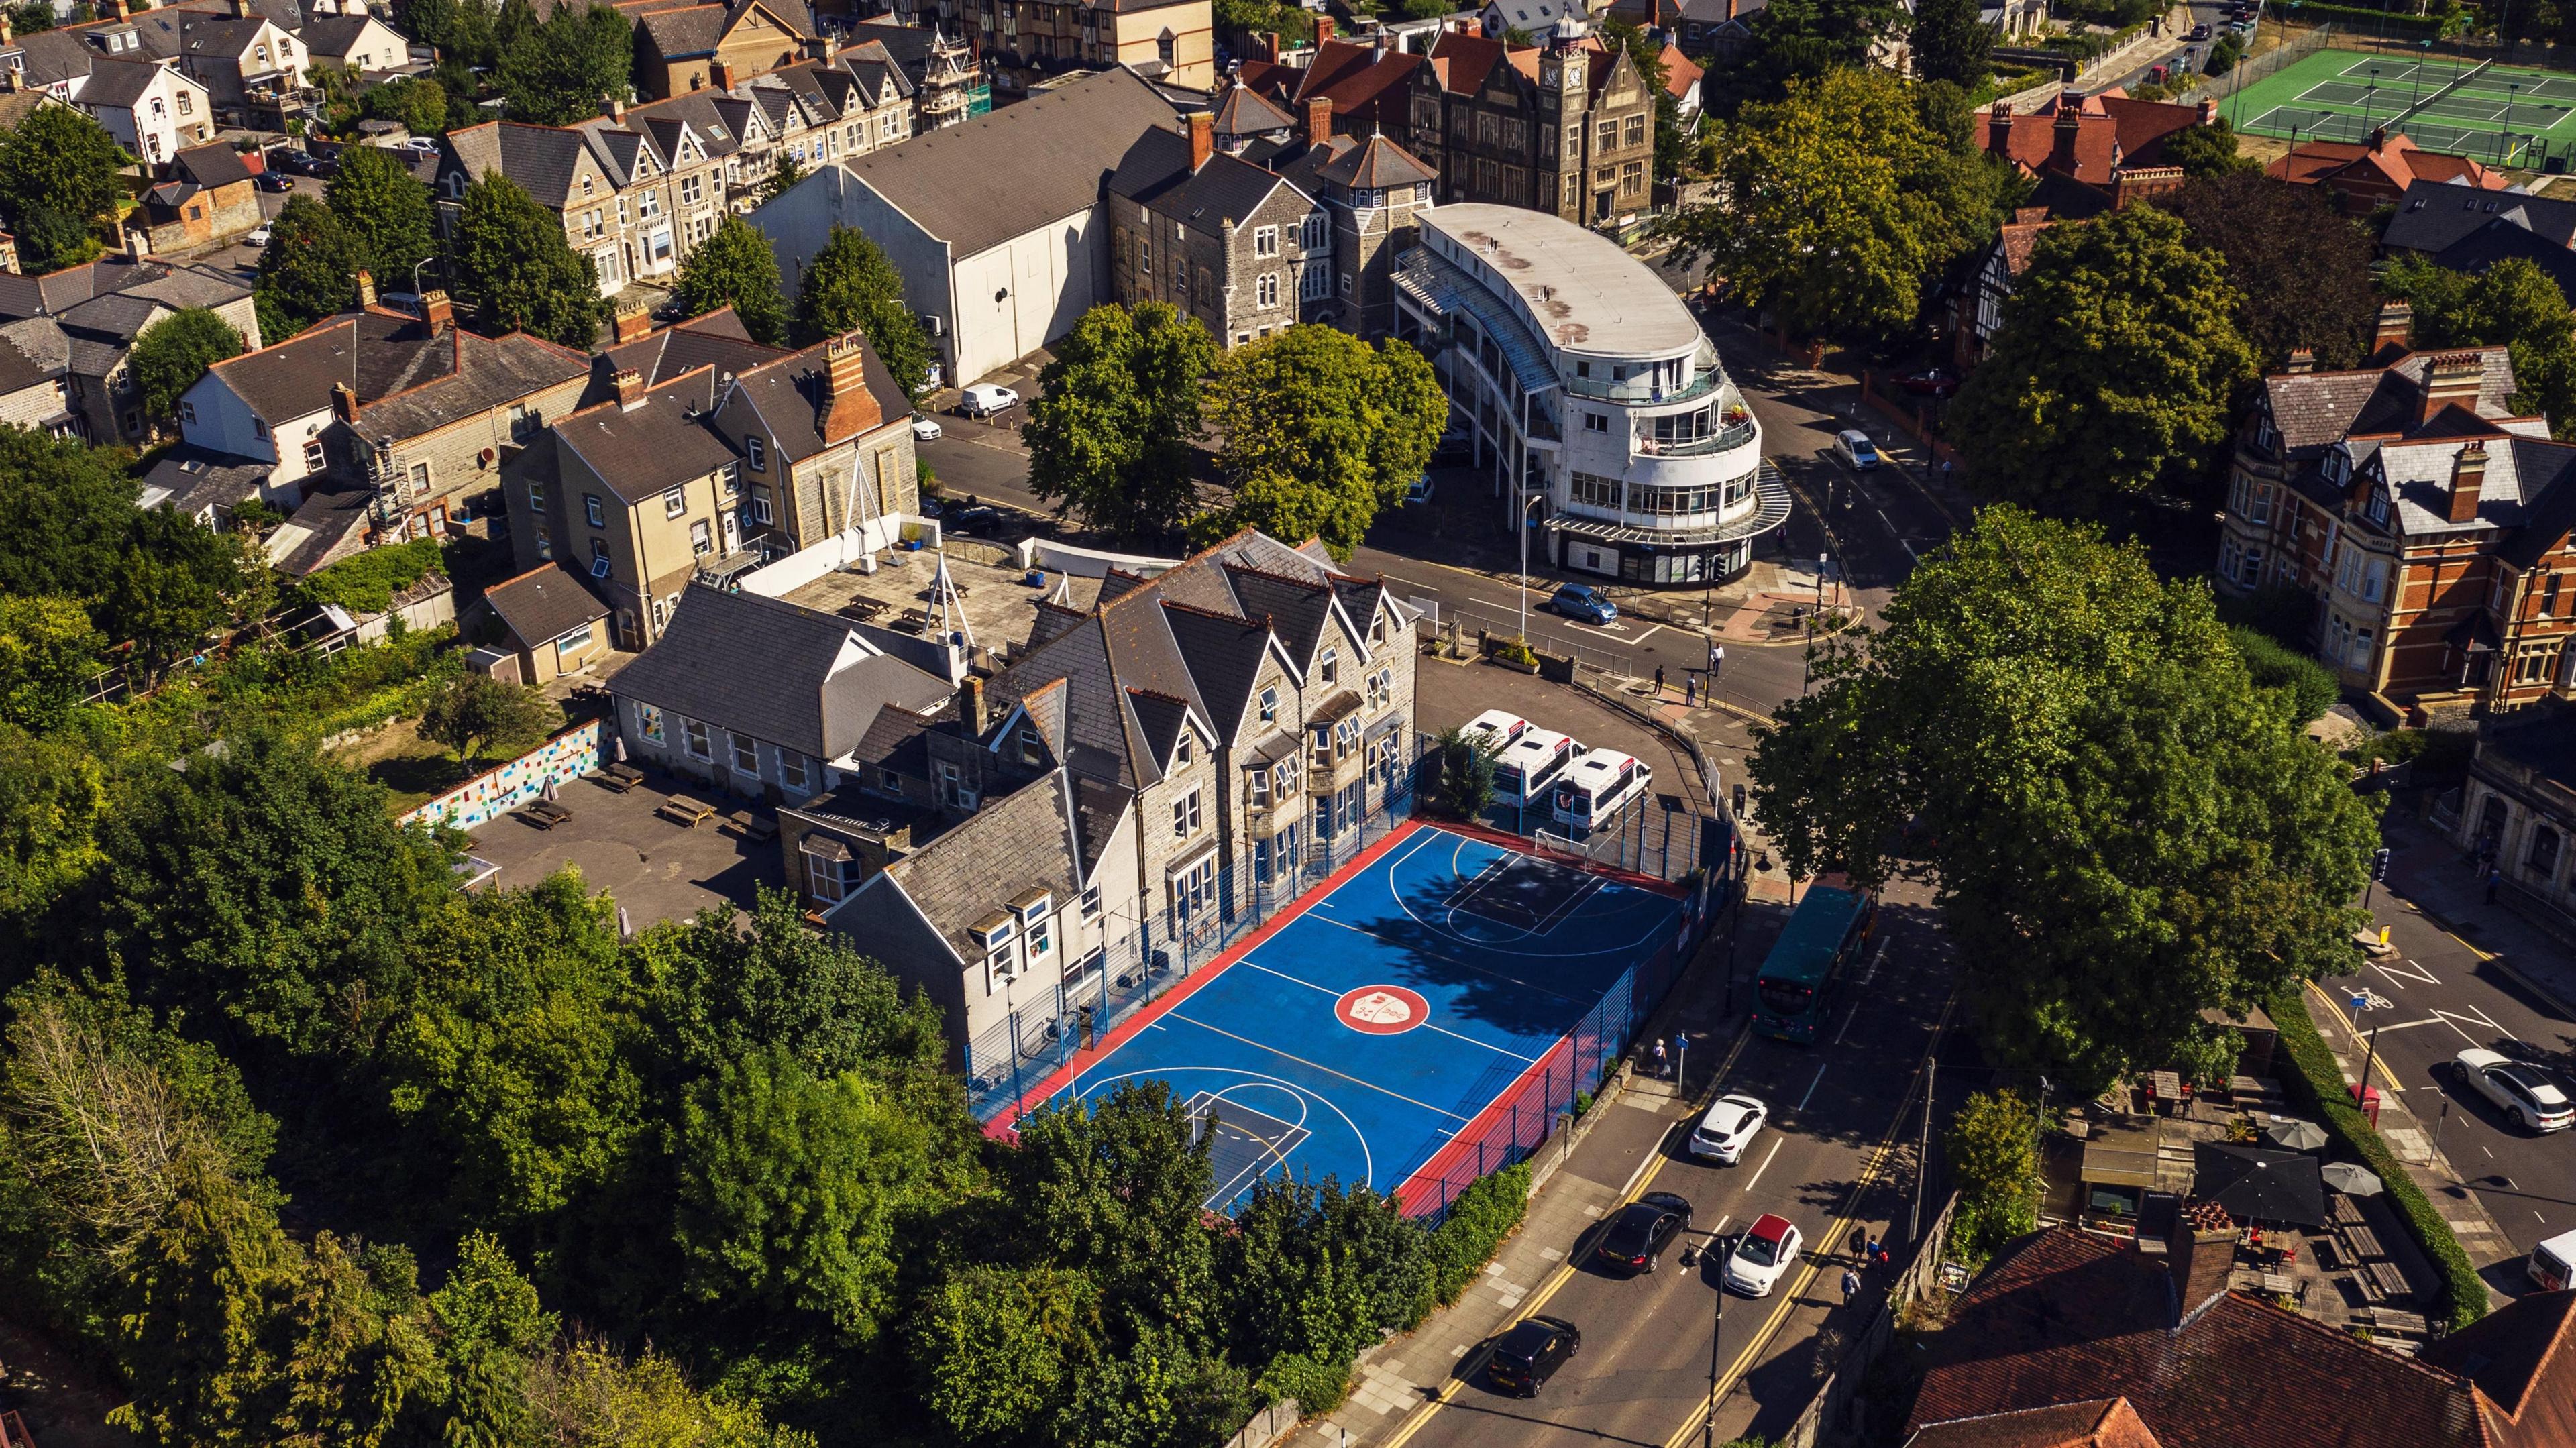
[0,595,104,732]
[326,144,437,298]
[1946,1090,2039,1260]
[1947,205,2253,515]
[1197,326,1444,561]
[2155,170,2377,370]
[1211,0,1313,44]
[2159,116,2257,180]
[0,105,129,273]
[1746,509,2377,1093]
[447,174,608,347]
[0,425,140,603]
[517,1338,817,1447]
[760,150,807,205]
[361,74,450,137]
[493,1,634,128]
[1023,302,1217,541]
[2387,256,2576,435]
[1431,726,1497,821]
[1909,0,1993,89]
[912,1267,1099,1446]
[794,223,932,398]
[0,725,109,939]
[1702,0,1912,114]
[422,1231,558,1448]
[1004,1081,1220,1341]
[257,195,372,338]
[417,672,553,769]
[105,1156,300,1447]
[1664,68,2000,341]
[127,308,246,429]
[98,508,272,673]
[672,213,788,345]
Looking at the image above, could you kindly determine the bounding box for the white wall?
[749,164,959,377]
[177,370,332,503]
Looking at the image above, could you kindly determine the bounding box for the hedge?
[2267,985,2489,1331]
[2279,3,2447,28]
[1424,1162,1532,1310]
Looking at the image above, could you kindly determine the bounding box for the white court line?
[1080,1065,1375,1188]
[1234,962,1542,1064]
[1796,1062,1830,1112]
[1306,913,1591,1001]
[1742,1138,1785,1196]
[1165,1010,1474,1120]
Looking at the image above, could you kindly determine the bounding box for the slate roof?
[173,141,254,190]
[552,366,744,502]
[1113,143,1299,230]
[593,306,784,400]
[2263,346,2519,454]
[0,321,61,399]
[2383,177,2576,255]
[869,768,1085,955]
[76,55,169,108]
[722,333,906,464]
[639,3,727,58]
[2439,217,2576,311]
[208,307,578,433]
[483,562,609,647]
[0,317,70,380]
[299,14,390,58]
[1908,1228,2493,1448]
[268,480,376,575]
[0,256,248,329]
[1315,132,1436,189]
[610,583,949,761]
[626,89,761,160]
[443,121,647,209]
[1210,79,1296,140]
[839,66,1181,258]
[137,444,270,517]
[352,327,588,441]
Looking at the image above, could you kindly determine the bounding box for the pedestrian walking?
[1652,1038,1669,1078]
[1684,675,1697,706]
[1858,1235,1876,1266]
[1654,664,1666,698]
[1872,1239,1891,1269]
[1840,1268,1861,1304]
[1709,643,1725,680]
[2487,866,2503,905]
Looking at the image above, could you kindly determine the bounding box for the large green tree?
[1746,508,2377,1093]
[0,425,139,604]
[1947,205,2254,514]
[361,74,451,137]
[326,144,439,300]
[1197,325,1443,561]
[2155,170,2377,371]
[2385,254,2576,434]
[1702,0,1912,113]
[416,671,555,769]
[1946,1089,2041,1260]
[256,195,372,339]
[97,508,270,677]
[0,105,129,273]
[1024,302,1217,542]
[795,223,932,397]
[2159,117,2259,180]
[0,596,103,733]
[1909,0,1994,89]
[672,213,788,345]
[912,1266,1099,1445]
[447,173,608,347]
[1664,67,2001,341]
[127,308,246,429]
[493,1,634,127]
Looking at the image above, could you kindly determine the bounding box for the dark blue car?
[1552,583,1617,625]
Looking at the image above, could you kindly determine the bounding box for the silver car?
[2454,1047,2575,1132]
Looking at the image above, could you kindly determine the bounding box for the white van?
[2531,1228,2576,1292]
[1495,727,1578,807]
[1552,748,1650,834]
[1462,709,1530,753]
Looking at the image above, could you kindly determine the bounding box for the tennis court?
[991,820,1690,1217]
[2226,47,2576,164]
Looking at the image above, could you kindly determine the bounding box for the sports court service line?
[1236,960,1543,1063]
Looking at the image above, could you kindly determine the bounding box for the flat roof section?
[1422,203,1703,359]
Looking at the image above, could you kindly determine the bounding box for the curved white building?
[1392,203,1788,586]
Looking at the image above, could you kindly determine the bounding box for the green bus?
[1751,882,1874,1044]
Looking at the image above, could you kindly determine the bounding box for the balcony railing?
[1640,419,1758,458]
[1564,368,1724,405]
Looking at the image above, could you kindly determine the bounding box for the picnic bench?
[2371,1306,2430,1338]
[658,795,718,828]
[838,597,890,620]
[598,762,645,792]
[522,799,573,830]
[724,810,778,842]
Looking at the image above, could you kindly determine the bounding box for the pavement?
[456,767,775,929]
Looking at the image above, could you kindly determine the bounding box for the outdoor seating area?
[658,795,719,828]
[599,762,645,792]
[521,799,573,829]
[782,546,1105,657]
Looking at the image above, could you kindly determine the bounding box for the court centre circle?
[1335,984,1432,1035]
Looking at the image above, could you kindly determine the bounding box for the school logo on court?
[1336,985,1430,1035]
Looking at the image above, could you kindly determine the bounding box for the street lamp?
[1701,1266,1726,1448]
[1517,482,1542,641]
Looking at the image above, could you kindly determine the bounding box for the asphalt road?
[1390,891,1956,1448]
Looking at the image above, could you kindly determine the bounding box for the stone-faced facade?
[634,0,812,101]
[951,0,1214,96]
[1413,21,1654,225]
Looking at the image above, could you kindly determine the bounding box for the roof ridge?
[1159,597,1261,624]
[561,360,717,423]
[1123,684,1193,707]
[1222,560,1330,594]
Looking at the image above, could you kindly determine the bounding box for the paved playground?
[2225,47,2576,162]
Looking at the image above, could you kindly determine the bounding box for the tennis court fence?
[2190,19,2337,105]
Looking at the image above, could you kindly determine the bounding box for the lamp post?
[1701,1270,1726,1448]
[411,254,437,300]
[1517,483,1541,641]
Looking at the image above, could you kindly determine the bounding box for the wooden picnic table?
[725,809,778,842]
[659,794,718,827]
[2259,1272,2298,1298]
[598,762,645,792]
[522,799,572,829]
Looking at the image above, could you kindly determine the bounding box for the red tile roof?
[2421,1290,2576,1448]
[2267,131,2510,196]
[1658,41,1703,103]
[1907,1398,2164,1448]
[1983,91,2211,186]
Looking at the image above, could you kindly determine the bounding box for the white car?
[1688,1093,1768,1165]
[1723,1213,1803,1297]
[959,383,1020,418]
[1405,474,1434,506]
[246,225,273,248]
[1833,429,1880,471]
[910,412,943,442]
[2454,1047,2575,1131]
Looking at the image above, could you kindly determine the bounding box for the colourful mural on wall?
[400,720,605,832]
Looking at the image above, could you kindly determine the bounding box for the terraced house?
[438,111,714,296]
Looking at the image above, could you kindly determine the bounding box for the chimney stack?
[1188,109,1214,171]
[2,13,14,45]
[1306,95,1332,148]
[112,0,129,25]
[820,332,883,442]
[421,289,453,332]
[330,381,359,423]
[2200,97,2218,125]
[709,59,733,91]
[602,94,625,122]
[1986,100,2013,158]
[959,674,987,736]
[2421,349,2486,425]
[613,296,653,344]
[2286,347,2315,375]
[229,0,248,17]
[2169,1200,2238,1319]
[2449,440,2488,524]
[2050,104,2082,174]
[613,368,647,410]
[354,268,376,310]
[2375,300,2414,354]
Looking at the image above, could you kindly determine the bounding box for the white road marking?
[1741,1139,1785,1195]
[1797,1062,1829,1111]
[1856,940,1890,986]
[2375,958,2442,990]
[1832,1003,1862,1046]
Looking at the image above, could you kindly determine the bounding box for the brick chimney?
[354,268,375,310]
[602,95,625,123]
[330,381,359,423]
[2449,440,2488,524]
[229,0,248,17]
[421,289,453,332]
[613,296,653,344]
[1307,95,1332,149]
[959,674,987,736]
[709,59,733,91]
[1986,100,2013,158]
[2421,350,2486,425]
[2200,97,2218,125]
[2051,104,2082,175]
[1189,109,1214,172]
[2110,164,2185,211]
[111,0,129,21]
[2169,1199,2238,1318]
[2375,300,2414,354]
[613,367,646,410]
[2286,348,2315,375]
[820,332,883,443]
[2,13,13,45]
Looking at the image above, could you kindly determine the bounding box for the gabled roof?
[172,141,254,190]
[594,306,784,398]
[1114,143,1302,230]
[863,768,1086,956]
[1210,79,1296,140]
[1906,1398,2164,1448]
[0,255,249,329]
[482,562,609,647]
[2420,1288,2576,1447]
[638,1,727,56]
[1277,37,1426,127]
[138,444,268,517]
[299,13,397,58]
[2268,130,2507,196]
[610,583,949,761]
[207,305,581,437]
[720,333,906,464]
[1315,131,1436,189]
[1426,31,1516,97]
[551,365,743,503]
[2383,177,2576,255]
[442,120,642,209]
[2262,345,2519,453]
[76,54,174,108]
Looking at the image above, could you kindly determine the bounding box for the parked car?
[398,136,441,156]
[2453,1047,2575,1131]
[269,148,318,175]
[255,171,296,192]
[244,225,272,249]
[1405,475,1434,506]
[2188,21,2212,38]
[1485,1316,1580,1397]
[1551,583,1617,625]
[959,383,1020,418]
[1595,1190,1693,1275]
[1723,1214,1804,1297]
[945,504,1002,535]
[1688,1093,1770,1165]
[1900,368,1959,398]
[910,412,943,442]
[1833,429,1881,471]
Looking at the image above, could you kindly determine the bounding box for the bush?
[1432,726,1497,820]
[1256,1352,1351,1416]
[1426,1162,1529,1306]
[2268,985,2487,1330]
[2352,726,2475,781]
[290,538,449,616]
[2229,626,2339,726]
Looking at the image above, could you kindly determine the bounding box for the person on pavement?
[1841,1268,1861,1304]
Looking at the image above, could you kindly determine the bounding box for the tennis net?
[2394,57,2495,129]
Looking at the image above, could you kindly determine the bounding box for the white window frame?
[684,719,712,759]
[663,487,687,518]
[637,702,665,742]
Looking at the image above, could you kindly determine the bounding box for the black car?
[2188,21,2212,38]
[945,504,1002,535]
[1486,1316,1580,1397]
[256,172,295,192]
[1594,1190,1693,1275]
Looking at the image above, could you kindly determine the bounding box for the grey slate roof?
[639,3,728,58]
[174,141,254,190]
[299,14,387,58]
[1114,144,1301,231]
[271,480,376,575]
[0,256,248,328]
[0,317,70,379]
[2381,177,2576,256]
[1315,131,1437,189]
[1212,80,1297,139]
[2263,347,2519,455]
[841,66,1181,259]
[592,307,785,403]
[483,562,609,647]
[872,769,1085,954]
[138,444,268,516]
[552,367,743,503]
[77,55,168,108]
[352,327,588,441]
[612,583,950,761]
[442,121,624,209]
[208,309,483,423]
[721,333,908,465]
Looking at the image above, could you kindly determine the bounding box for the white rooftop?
[1421,203,1702,359]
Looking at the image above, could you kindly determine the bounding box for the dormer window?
[2253,413,2277,454]
[2367,484,2392,527]
[1018,726,1043,766]
[2324,446,2351,486]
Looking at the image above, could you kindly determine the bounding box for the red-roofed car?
[1723,1213,1803,1298]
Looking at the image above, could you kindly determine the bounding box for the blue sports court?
[998,821,1688,1215]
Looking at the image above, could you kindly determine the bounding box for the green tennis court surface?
[2224,47,2576,166]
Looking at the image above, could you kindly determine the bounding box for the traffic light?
[2371,848,2392,882]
